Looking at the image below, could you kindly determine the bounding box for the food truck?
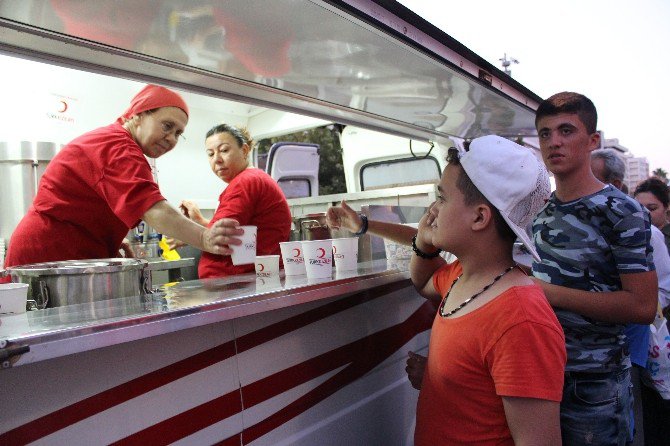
[0,0,542,444]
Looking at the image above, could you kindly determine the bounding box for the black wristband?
[354,214,368,235]
[412,235,442,259]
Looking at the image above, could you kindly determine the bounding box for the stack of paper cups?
[301,239,333,279]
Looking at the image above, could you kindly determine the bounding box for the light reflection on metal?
[0,0,539,140]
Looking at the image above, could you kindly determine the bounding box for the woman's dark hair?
[446,148,516,242]
[205,123,254,148]
[535,92,598,134]
[634,177,670,208]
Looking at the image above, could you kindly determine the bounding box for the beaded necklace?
[439,265,517,318]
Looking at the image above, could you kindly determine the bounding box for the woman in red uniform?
[174,124,291,278]
[4,85,242,269]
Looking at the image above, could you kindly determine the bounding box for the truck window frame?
[360,156,442,191]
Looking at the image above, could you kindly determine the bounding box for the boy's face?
[536,112,600,178]
[430,164,471,251]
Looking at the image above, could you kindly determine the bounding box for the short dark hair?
[535,92,598,134]
[634,177,670,208]
[446,148,516,242]
[205,123,254,148]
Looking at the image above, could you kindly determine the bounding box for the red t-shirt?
[414,261,566,446]
[5,123,164,267]
[198,168,291,278]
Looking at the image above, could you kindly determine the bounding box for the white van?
[0,1,543,444]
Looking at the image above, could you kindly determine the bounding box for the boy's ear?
[587,131,601,152]
[471,203,493,232]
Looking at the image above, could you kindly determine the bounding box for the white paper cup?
[0,283,29,314]
[255,254,280,278]
[302,239,333,279]
[332,237,359,271]
[231,225,257,265]
[279,241,306,276]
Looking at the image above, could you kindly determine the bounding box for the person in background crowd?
[3,84,241,273]
[634,177,670,254]
[631,177,670,446]
[592,148,670,445]
[411,135,565,445]
[533,92,657,446]
[171,124,291,278]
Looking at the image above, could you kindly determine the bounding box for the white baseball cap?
[459,135,550,262]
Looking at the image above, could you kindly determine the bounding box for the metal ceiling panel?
[0,0,540,143]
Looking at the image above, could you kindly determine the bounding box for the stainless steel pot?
[5,258,151,309]
[291,213,355,241]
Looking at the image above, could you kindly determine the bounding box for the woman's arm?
[143,200,242,255]
[180,200,210,226]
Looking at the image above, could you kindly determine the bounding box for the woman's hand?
[119,238,135,258]
[406,351,427,390]
[165,236,186,251]
[326,200,363,233]
[180,200,209,226]
[202,218,244,255]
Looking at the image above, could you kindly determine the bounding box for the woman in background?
[634,177,670,254]
[176,124,291,278]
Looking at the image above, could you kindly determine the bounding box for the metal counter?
[0,259,409,368]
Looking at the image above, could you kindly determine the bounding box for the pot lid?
[6,258,147,276]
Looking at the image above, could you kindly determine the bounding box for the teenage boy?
[410,135,566,446]
[533,92,658,445]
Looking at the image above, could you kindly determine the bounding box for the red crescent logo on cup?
[333,246,338,254]
[259,264,265,271]
[317,248,326,258]
[293,248,301,257]
[58,100,68,113]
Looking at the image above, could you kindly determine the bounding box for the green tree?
[257,125,346,195]
[652,168,668,181]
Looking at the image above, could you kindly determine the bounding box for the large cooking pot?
[4,258,151,309]
[291,213,355,241]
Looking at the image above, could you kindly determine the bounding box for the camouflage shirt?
[532,185,654,372]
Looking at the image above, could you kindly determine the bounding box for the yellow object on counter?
[159,236,181,261]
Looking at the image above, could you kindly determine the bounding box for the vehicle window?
[278,179,312,199]
[361,157,441,190]
[257,125,345,195]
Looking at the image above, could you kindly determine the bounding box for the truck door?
[265,142,320,198]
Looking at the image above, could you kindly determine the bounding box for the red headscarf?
[117,84,189,124]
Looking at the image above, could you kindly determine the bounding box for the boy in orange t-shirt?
[410,135,566,445]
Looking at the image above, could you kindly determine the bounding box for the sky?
[396,0,670,173]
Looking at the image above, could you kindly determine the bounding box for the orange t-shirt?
[414,261,566,446]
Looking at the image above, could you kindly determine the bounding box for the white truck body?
[0,1,543,444]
